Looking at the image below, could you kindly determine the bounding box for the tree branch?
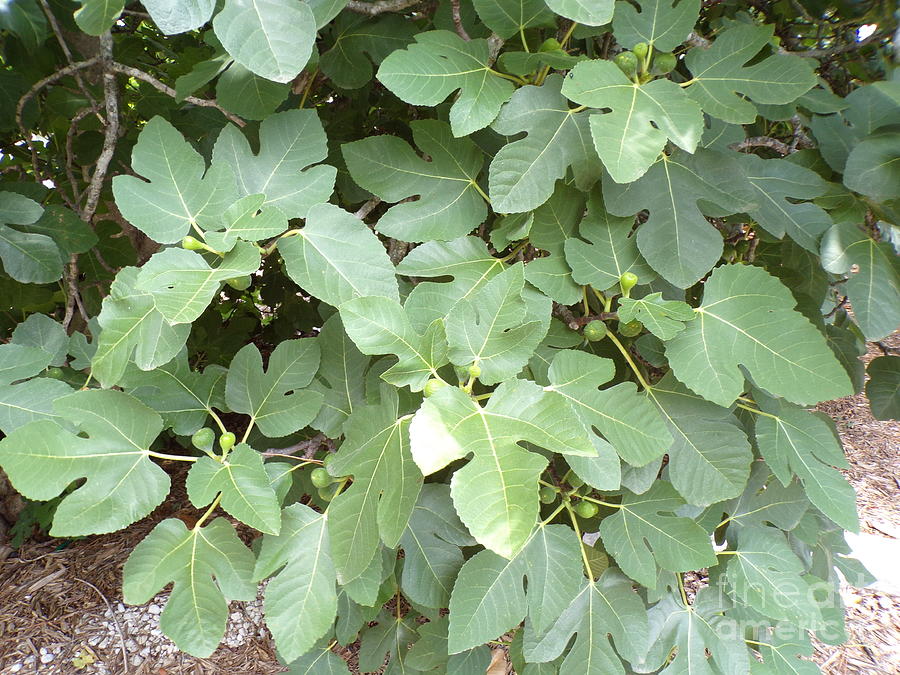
[782,29,890,58]
[16,57,101,185]
[262,432,334,458]
[37,0,99,114]
[82,34,118,224]
[345,0,422,15]
[450,0,470,41]
[107,62,246,127]
[729,136,791,156]
[354,197,382,220]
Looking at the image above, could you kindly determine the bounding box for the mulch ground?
[0,335,897,675]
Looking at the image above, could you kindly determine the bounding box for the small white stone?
[9,663,22,673]
[40,653,54,664]
[131,655,143,667]
[148,603,161,614]
[117,603,125,612]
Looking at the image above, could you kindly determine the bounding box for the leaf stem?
[470,179,492,204]
[678,78,696,87]
[735,403,779,420]
[591,287,612,312]
[519,26,530,53]
[565,501,595,580]
[606,331,650,390]
[207,409,228,435]
[193,493,222,530]
[241,420,255,444]
[540,501,567,525]
[488,68,528,85]
[578,493,623,509]
[501,240,528,261]
[561,22,579,49]
[147,450,198,462]
[676,572,690,608]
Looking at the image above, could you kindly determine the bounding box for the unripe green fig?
[191,427,215,452]
[423,378,448,397]
[619,320,643,337]
[310,467,333,488]
[584,320,608,342]
[317,486,335,502]
[226,276,251,291]
[181,235,205,251]
[219,431,236,452]
[468,364,482,379]
[651,51,676,75]
[539,38,562,52]
[614,51,638,78]
[619,272,639,296]
[574,500,599,518]
[632,42,649,60]
[539,486,557,504]
[45,366,65,379]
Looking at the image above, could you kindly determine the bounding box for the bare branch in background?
[729,136,792,156]
[107,62,246,127]
[16,57,101,186]
[345,0,422,15]
[354,197,382,220]
[451,0,471,41]
[37,0,100,113]
[782,29,890,57]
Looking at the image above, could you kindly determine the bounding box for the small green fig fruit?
[219,431,236,452]
[468,364,482,379]
[632,42,650,60]
[539,486,557,504]
[310,467,333,488]
[191,427,215,452]
[584,320,608,342]
[181,235,205,251]
[226,276,251,291]
[539,38,562,52]
[651,51,677,75]
[619,320,643,337]
[574,500,599,518]
[614,51,639,78]
[619,272,639,296]
[423,378,448,397]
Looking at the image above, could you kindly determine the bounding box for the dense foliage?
[0,0,898,672]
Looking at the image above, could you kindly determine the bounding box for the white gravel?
[1,585,270,674]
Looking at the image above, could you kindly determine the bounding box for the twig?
[16,57,101,183]
[37,0,99,113]
[64,107,94,205]
[487,33,504,65]
[345,0,421,15]
[73,577,130,674]
[65,32,118,331]
[788,114,815,151]
[729,136,791,156]
[566,312,619,328]
[107,62,246,127]
[450,0,470,41]
[685,31,712,48]
[782,29,890,57]
[83,34,118,224]
[354,197,382,220]
[262,432,333,459]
